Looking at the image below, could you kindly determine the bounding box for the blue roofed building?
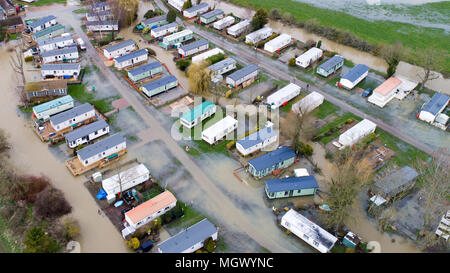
[28,15,57,33]
[199,9,224,24]
[103,40,136,59]
[339,64,370,89]
[157,218,218,253]
[419,93,449,126]
[265,176,319,199]
[76,133,126,167]
[114,49,148,69]
[183,2,209,19]
[180,100,216,129]
[141,75,178,98]
[226,64,259,88]
[207,57,236,81]
[127,61,163,82]
[316,55,344,77]
[178,38,209,58]
[64,119,110,148]
[141,14,167,29]
[32,24,65,42]
[32,95,74,120]
[247,146,296,178]
[236,125,278,156]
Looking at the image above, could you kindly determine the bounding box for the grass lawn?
[14,0,66,6]
[165,202,206,231]
[230,0,450,72]
[68,84,119,113]
[91,96,120,113]
[316,112,362,144]
[72,8,89,14]
[311,100,340,119]
[280,93,305,113]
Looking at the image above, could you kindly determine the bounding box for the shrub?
[268,8,281,20]
[325,150,334,160]
[298,142,313,157]
[61,216,80,240]
[146,48,156,56]
[127,237,140,250]
[289,58,296,67]
[203,237,215,252]
[34,187,72,219]
[345,118,353,124]
[206,53,225,65]
[167,10,176,23]
[176,59,191,71]
[24,227,60,253]
[24,56,33,62]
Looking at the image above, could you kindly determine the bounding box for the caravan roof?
[179,39,209,52]
[422,93,449,116]
[64,119,108,143]
[227,64,259,82]
[50,103,93,125]
[77,134,125,161]
[181,100,215,123]
[104,40,135,53]
[114,49,147,63]
[142,75,177,91]
[265,176,318,193]
[32,95,73,114]
[373,77,402,96]
[128,62,162,77]
[341,64,370,82]
[318,55,344,71]
[237,126,276,150]
[248,146,295,171]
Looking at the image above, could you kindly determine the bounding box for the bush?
[127,237,140,250]
[24,56,33,62]
[206,53,225,65]
[325,150,334,160]
[289,58,296,67]
[24,227,60,253]
[345,118,353,124]
[34,187,72,219]
[167,10,176,23]
[61,216,80,240]
[176,59,191,71]
[203,237,215,252]
[146,48,156,56]
[268,8,281,20]
[298,142,313,157]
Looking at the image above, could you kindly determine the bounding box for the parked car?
[362,88,373,97]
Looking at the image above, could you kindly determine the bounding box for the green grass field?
[231,0,450,72]
[311,100,339,119]
[14,0,66,7]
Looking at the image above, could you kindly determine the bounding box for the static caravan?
[178,39,209,58]
[41,63,81,80]
[77,134,126,167]
[32,95,74,120]
[316,55,344,77]
[418,93,449,125]
[28,15,57,33]
[24,80,68,102]
[32,24,64,42]
[150,22,178,39]
[141,14,167,29]
[265,176,319,199]
[114,49,148,69]
[158,219,218,253]
[86,10,113,22]
[338,119,376,147]
[191,47,224,64]
[371,166,418,204]
[207,57,236,81]
[102,163,150,201]
[85,20,118,32]
[247,146,296,178]
[339,64,370,90]
[368,77,402,108]
[160,29,194,50]
[281,209,338,253]
[180,100,216,129]
[38,35,75,52]
[245,27,273,44]
[213,16,235,30]
[227,19,251,37]
[125,191,177,229]
[199,9,224,25]
[91,1,110,13]
[127,61,163,82]
[103,40,136,60]
[201,115,238,145]
[236,126,278,156]
[264,34,291,53]
[226,64,259,88]
[64,119,109,148]
[183,2,209,19]
[168,0,187,11]
[49,103,96,132]
[292,91,324,115]
[141,75,178,98]
[41,46,79,64]
[295,47,323,69]
[266,83,301,110]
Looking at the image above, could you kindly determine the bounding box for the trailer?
[213,16,235,30]
[141,75,178,98]
[245,27,273,44]
[102,163,150,201]
[183,2,209,19]
[338,119,377,147]
[192,47,224,64]
[266,83,301,110]
[227,19,251,37]
[316,55,344,77]
[264,34,291,53]
[295,47,323,69]
[201,115,238,145]
[150,22,178,39]
[292,91,324,115]
[178,39,209,58]
[339,64,370,89]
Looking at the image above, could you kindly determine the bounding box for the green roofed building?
[180,100,216,129]
[32,24,65,42]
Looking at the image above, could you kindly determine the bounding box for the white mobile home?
[338,119,377,147]
[339,64,370,90]
[38,35,75,52]
[226,64,259,87]
[295,47,323,69]
[77,134,126,167]
[103,40,136,60]
[168,0,187,11]
[41,63,81,79]
[292,91,324,115]
[266,83,301,110]
[180,100,216,129]
[207,57,236,81]
[50,103,96,132]
[28,15,57,33]
[178,39,209,58]
[281,209,338,253]
[64,119,109,148]
[245,27,273,44]
[236,124,278,156]
[86,10,113,22]
[183,2,209,19]
[32,95,74,120]
[114,49,148,69]
[368,77,402,108]
[264,34,291,53]
[158,219,218,253]
[125,191,177,229]
[102,163,150,201]
[227,19,251,37]
[201,115,238,145]
[213,16,235,30]
[418,93,449,125]
[192,47,224,64]
[41,46,79,64]
[150,22,178,39]
[85,20,118,32]
[91,1,110,13]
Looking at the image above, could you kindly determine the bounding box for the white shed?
[245,27,273,44]
[338,119,377,147]
[102,163,150,200]
[227,19,251,37]
[281,209,338,253]
[201,115,238,145]
[213,16,235,30]
[264,34,291,53]
[266,83,301,110]
[295,47,323,69]
[292,91,324,115]
[192,47,224,64]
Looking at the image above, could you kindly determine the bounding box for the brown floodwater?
[0,48,129,253]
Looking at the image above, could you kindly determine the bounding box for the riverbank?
[230,0,450,73]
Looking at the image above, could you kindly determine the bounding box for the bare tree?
[416,47,446,91]
[10,47,26,104]
[187,62,211,96]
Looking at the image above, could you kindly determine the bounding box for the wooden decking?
[65,149,127,176]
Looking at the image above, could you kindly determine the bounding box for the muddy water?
[0,50,129,253]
